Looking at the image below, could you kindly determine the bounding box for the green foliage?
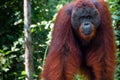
[0,0,72,80]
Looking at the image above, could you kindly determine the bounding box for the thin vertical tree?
[24,0,34,80]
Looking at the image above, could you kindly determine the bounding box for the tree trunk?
[24,0,34,80]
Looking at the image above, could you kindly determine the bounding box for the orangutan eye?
[86,15,92,19]
[79,16,85,19]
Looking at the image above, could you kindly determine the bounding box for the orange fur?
[40,0,116,80]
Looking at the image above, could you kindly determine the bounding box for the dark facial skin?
[71,7,100,36]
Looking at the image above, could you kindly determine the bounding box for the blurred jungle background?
[0,0,120,80]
